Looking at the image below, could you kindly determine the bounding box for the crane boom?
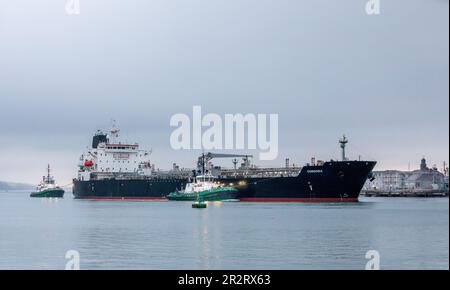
[205,153,252,159]
[197,152,253,173]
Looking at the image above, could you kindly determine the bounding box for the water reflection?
[0,192,448,269]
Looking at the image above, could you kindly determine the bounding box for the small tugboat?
[192,195,207,209]
[167,174,238,201]
[192,201,207,208]
[30,165,65,198]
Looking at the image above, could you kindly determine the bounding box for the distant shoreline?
[362,190,449,198]
[0,181,35,192]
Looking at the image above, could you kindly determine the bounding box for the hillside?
[0,181,35,191]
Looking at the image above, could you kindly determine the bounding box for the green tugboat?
[167,174,238,201]
[30,164,65,198]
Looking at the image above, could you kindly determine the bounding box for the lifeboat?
[84,160,94,167]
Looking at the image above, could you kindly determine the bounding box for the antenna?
[202,152,205,175]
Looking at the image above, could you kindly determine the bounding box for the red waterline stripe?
[77,196,167,200]
[239,197,358,202]
[76,196,357,202]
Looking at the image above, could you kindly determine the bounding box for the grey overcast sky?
[0,0,448,184]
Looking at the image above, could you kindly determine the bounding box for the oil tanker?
[72,125,376,201]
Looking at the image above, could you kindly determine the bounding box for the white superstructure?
[183,174,220,194]
[36,164,61,191]
[77,124,154,181]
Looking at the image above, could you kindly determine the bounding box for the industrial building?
[364,157,448,192]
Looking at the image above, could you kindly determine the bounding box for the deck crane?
[197,152,253,174]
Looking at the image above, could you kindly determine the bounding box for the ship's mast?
[47,164,51,183]
[109,120,120,144]
[339,135,348,161]
[232,158,238,170]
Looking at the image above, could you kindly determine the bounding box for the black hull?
[73,161,376,202]
[73,178,188,199]
[220,161,376,201]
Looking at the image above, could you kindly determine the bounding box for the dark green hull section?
[30,188,65,198]
[192,202,207,208]
[167,187,238,201]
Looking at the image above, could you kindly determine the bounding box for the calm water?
[0,191,448,270]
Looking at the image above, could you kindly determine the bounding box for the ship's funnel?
[92,131,107,149]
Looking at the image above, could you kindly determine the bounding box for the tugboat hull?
[30,188,65,198]
[167,187,238,201]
